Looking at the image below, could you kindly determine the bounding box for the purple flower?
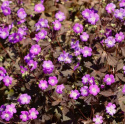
[35,29,47,40]
[89,85,100,96]
[106,102,116,116]
[42,60,54,74]
[35,23,41,31]
[80,86,89,96]
[48,76,58,86]
[18,93,31,105]
[81,46,92,57]
[20,111,29,122]
[1,111,13,121]
[3,76,13,86]
[29,108,39,119]
[74,62,80,71]
[114,8,125,20]
[27,60,37,71]
[115,32,124,42]
[93,115,103,124]
[56,84,65,94]
[82,9,91,19]
[71,40,80,49]
[105,36,116,48]
[70,90,80,100]
[9,33,22,43]
[73,23,83,33]
[122,85,125,94]
[82,74,90,84]
[123,66,125,74]
[74,48,81,56]
[105,29,112,37]
[38,18,48,28]
[1,1,10,8]
[18,27,26,36]
[2,7,11,16]
[80,32,89,42]
[30,44,41,55]
[24,53,35,63]
[5,104,16,115]
[103,74,115,85]
[17,8,27,19]
[20,66,28,74]
[58,52,72,63]
[105,3,116,14]
[34,4,45,13]
[120,0,125,7]
[53,20,61,30]
[88,13,99,25]
[41,0,44,4]
[89,77,95,85]
[38,80,48,90]
[55,11,66,21]
[0,105,6,115]
[0,67,6,76]
[0,28,9,39]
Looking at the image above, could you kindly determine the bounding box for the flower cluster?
[20,108,39,122]
[58,52,72,63]
[82,9,99,25]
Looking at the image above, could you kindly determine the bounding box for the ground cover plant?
[1,0,125,123]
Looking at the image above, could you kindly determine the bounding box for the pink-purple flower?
[122,85,125,94]
[82,74,90,84]
[48,76,58,86]
[0,28,9,39]
[38,18,48,28]
[2,7,11,16]
[88,13,99,25]
[3,76,13,86]
[34,4,45,13]
[0,67,6,76]
[38,80,48,90]
[28,108,39,119]
[18,93,31,105]
[105,3,116,14]
[53,20,61,30]
[56,84,65,94]
[27,60,37,71]
[103,74,115,85]
[55,11,66,21]
[114,8,125,20]
[30,44,41,56]
[115,32,124,42]
[82,9,91,19]
[17,8,27,19]
[81,46,92,57]
[80,86,89,96]
[93,115,103,124]
[70,90,80,100]
[42,60,54,74]
[1,111,13,121]
[106,102,116,116]
[5,104,16,115]
[73,23,83,33]
[35,29,47,40]
[80,32,89,42]
[104,36,116,48]
[20,111,29,122]
[119,0,125,7]
[89,85,100,96]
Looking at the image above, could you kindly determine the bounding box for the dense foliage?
[1,0,125,123]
